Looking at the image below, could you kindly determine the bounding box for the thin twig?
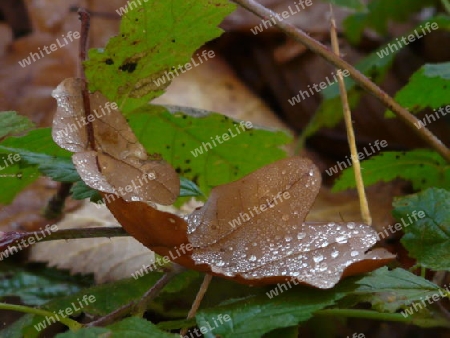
[77,8,96,151]
[42,182,73,219]
[231,0,450,162]
[0,227,128,251]
[180,274,213,336]
[329,7,371,225]
[86,264,186,327]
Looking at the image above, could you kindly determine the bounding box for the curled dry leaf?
[30,202,155,284]
[52,78,180,205]
[52,78,394,289]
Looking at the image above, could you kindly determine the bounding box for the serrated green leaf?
[386,62,450,117]
[0,264,93,306]
[56,317,178,338]
[393,188,450,270]
[180,176,204,197]
[16,270,200,336]
[43,270,199,317]
[0,111,34,139]
[70,181,102,201]
[196,283,351,338]
[85,0,235,113]
[0,147,79,182]
[128,105,291,199]
[332,150,450,192]
[321,0,365,10]
[343,0,439,44]
[353,267,441,312]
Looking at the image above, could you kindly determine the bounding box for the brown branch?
[231,0,450,162]
[77,8,96,151]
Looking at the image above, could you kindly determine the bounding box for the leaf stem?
[77,8,96,152]
[43,182,73,219]
[231,0,450,162]
[0,302,82,331]
[329,6,371,225]
[180,274,213,335]
[441,0,450,14]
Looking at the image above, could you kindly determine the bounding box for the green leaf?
[343,0,439,44]
[84,0,235,113]
[332,150,450,192]
[393,188,450,270]
[0,126,202,202]
[0,163,39,204]
[128,105,291,199]
[180,176,204,197]
[0,264,93,306]
[70,181,102,201]
[196,283,351,338]
[0,128,73,203]
[56,317,178,338]
[321,0,365,10]
[353,267,441,312]
[16,270,200,336]
[0,112,34,139]
[386,62,450,117]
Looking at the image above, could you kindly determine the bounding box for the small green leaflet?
[332,150,450,192]
[0,264,93,306]
[393,188,450,270]
[0,111,34,139]
[353,267,441,312]
[84,0,235,113]
[386,61,450,117]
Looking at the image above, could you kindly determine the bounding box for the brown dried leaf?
[51,78,180,205]
[181,157,394,288]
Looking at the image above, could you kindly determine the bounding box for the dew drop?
[313,254,324,263]
[228,246,234,251]
[216,261,225,267]
[282,214,290,221]
[249,255,257,261]
[319,262,328,272]
[347,222,355,229]
[331,250,339,258]
[336,235,348,244]
[321,241,329,247]
[292,271,300,276]
[297,232,306,240]
[350,250,359,257]
[285,236,292,242]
